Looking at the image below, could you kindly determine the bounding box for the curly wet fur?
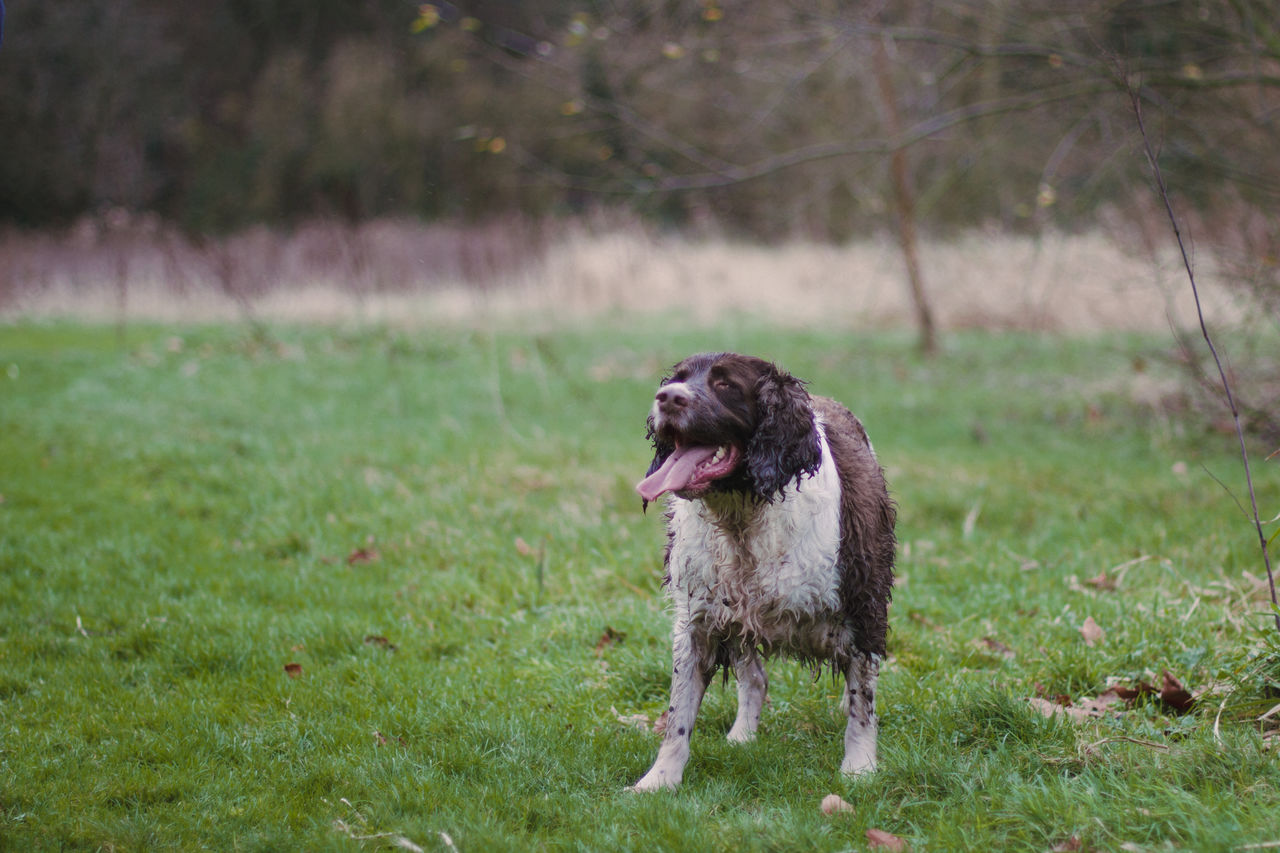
[631,353,896,791]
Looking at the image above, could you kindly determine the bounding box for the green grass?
[2,320,1278,851]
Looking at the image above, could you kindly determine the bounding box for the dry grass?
[0,215,1244,332]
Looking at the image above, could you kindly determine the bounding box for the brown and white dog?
[631,352,896,791]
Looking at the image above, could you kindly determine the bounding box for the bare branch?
[652,78,1114,191]
[1127,79,1280,633]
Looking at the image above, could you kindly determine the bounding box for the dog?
[630,352,896,791]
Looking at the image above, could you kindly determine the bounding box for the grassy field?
[2,320,1278,851]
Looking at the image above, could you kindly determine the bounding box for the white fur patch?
[665,421,843,648]
[633,416,884,791]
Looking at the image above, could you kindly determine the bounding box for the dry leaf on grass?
[1106,671,1194,713]
[1073,690,1126,718]
[363,634,398,652]
[1108,683,1150,701]
[1070,571,1118,594]
[1159,670,1195,712]
[974,636,1016,659]
[908,611,944,632]
[1027,688,1125,722]
[346,547,379,565]
[1080,617,1105,647]
[373,730,407,747]
[651,708,670,734]
[1035,683,1073,707]
[611,706,651,731]
[1082,571,1117,591]
[594,627,624,655]
[820,794,855,815]
[866,828,907,850]
[1027,696,1096,723]
[284,662,303,678]
[1027,672,1196,723]
[1049,836,1083,852]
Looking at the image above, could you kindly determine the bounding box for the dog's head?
[637,352,822,505]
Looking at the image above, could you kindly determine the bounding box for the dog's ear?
[745,366,821,499]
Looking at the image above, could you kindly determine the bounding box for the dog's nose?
[655,384,691,412]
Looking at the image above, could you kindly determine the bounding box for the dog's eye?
[712,379,732,391]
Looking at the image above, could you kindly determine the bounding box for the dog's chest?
[665,438,843,636]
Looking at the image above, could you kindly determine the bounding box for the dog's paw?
[627,770,680,792]
[839,755,877,776]
[725,724,756,744]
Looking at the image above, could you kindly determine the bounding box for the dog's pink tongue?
[636,445,719,502]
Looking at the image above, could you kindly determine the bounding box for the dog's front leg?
[726,649,766,743]
[841,652,879,776]
[630,620,710,791]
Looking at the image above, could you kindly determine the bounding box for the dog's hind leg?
[630,620,712,791]
[726,649,766,743]
[841,652,878,776]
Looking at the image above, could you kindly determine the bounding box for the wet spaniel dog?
[631,352,896,791]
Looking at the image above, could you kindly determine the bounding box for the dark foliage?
[0,0,1276,248]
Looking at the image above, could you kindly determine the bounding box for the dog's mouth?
[636,443,742,502]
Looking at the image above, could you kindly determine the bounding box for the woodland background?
[1,0,1279,432]
[1,0,1276,241]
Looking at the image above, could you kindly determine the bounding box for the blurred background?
[0,1,1276,390]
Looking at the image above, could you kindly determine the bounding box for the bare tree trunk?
[873,37,938,356]
[113,247,129,352]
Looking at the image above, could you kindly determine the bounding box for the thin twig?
[1214,693,1229,747]
[1127,81,1280,633]
[1086,736,1170,751]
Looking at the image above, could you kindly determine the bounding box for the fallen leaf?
[1082,572,1115,590]
[1026,696,1095,723]
[866,828,907,850]
[611,706,651,731]
[1110,682,1154,702]
[595,626,624,655]
[974,636,1015,659]
[515,537,535,556]
[363,634,398,652]
[1080,617,1105,647]
[652,708,670,734]
[1034,683,1073,707]
[347,547,379,565]
[820,794,855,815]
[1050,836,1083,852]
[284,662,303,678]
[1160,670,1194,713]
[908,611,943,632]
[374,730,407,747]
[1078,689,1126,716]
[1082,571,1117,591]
